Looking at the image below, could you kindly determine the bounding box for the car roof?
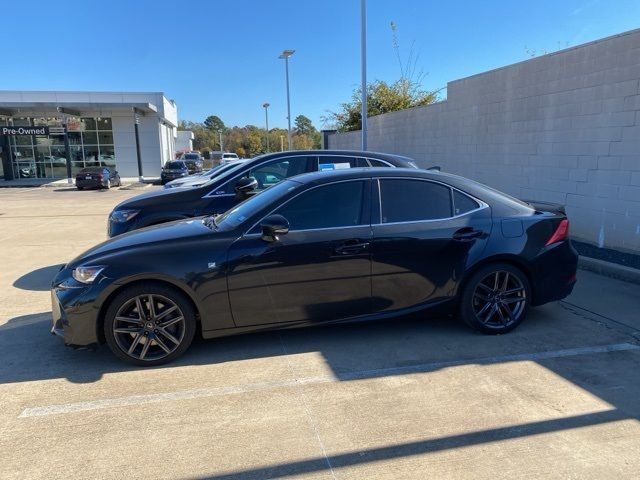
[240,150,415,167]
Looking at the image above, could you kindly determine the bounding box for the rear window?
[183,154,200,160]
[79,167,103,173]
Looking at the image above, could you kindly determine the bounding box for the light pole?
[360,0,367,150]
[280,135,284,152]
[263,102,270,152]
[218,130,224,153]
[278,49,295,150]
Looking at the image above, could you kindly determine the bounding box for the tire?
[77,186,83,190]
[105,179,111,189]
[104,283,197,366]
[459,263,531,334]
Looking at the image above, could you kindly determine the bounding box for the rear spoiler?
[521,199,566,215]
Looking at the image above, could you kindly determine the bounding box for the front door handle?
[335,241,370,255]
[453,228,483,241]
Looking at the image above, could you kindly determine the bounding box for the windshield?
[183,154,200,160]
[211,179,299,231]
[165,161,185,169]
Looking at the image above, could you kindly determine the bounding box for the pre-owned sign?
[0,126,50,136]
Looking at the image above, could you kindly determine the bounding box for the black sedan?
[107,150,417,237]
[160,160,189,185]
[75,167,121,190]
[52,167,578,365]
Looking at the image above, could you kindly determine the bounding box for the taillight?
[546,219,569,246]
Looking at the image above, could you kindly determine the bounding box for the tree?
[204,115,225,132]
[323,21,441,132]
[294,115,314,135]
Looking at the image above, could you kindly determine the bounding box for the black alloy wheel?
[460,263,530,334]
[104,284,196,365]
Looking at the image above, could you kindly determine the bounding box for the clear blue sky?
[2,0,639,129]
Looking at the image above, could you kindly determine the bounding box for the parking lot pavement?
[0,188,639,479]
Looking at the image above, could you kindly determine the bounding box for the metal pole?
[285,56,292,150]
[263,103,270,152]
[62,115,72,183]
[133,111,144,182]
[361,0,367,151]
[280,135,284,152]
[219,131,223,153]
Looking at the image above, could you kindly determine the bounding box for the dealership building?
[0,91,178,181]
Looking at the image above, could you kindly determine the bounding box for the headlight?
[110,209,140,223]
[72,266,105,284]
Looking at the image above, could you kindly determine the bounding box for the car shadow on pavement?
[13,264,64,291]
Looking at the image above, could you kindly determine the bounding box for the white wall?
[328,29,640,254]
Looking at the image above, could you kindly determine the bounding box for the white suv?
[220,152,239,164]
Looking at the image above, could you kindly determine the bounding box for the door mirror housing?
[235,176,258,200]
[260,214,289,242]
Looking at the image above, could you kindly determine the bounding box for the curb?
[578,256,640,285]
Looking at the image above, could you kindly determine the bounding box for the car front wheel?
[104,283,196,366]
[460,263,530,334]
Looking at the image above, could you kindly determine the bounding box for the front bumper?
[50,275,105,347]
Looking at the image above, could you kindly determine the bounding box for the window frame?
[374,177,488,226]
[244,178,371,236]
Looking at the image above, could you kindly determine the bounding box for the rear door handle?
[453,228,483,241]
[335,241,370,255]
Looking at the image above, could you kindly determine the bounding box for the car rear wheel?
[460,263,530,334]
[104,283,196,366]
[77,186,83,190]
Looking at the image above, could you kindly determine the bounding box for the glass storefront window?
[83,131,98,144]
[97,117,112,130]
[81,118,97,130]
[6,116,115,179]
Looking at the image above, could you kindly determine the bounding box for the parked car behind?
[220,152,239,164]
[75,167,121,190]
[107,150,418,237]
[164,159,244,189]
[180,152,203,174]
[52,167,578,365]
[160,160,189,185]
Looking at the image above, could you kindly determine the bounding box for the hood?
[69,218,213,266]
[113,185,203,210]
[168,175,210,188]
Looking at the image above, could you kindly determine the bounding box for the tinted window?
[276,181,366,231]
[183,153,200,159]
[380,179,452,223]
[367,159,389,167]
[226,156,310,193]
[165,161,185,169]
[318,156,362,171]
[453,190,480,215]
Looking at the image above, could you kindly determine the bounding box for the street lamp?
[263,102,270,152]
[360,0,367,150]
[278,49,295,150]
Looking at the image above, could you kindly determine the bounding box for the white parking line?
[19,342,640,418]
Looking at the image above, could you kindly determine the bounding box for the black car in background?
[52,167,578,365]
[107,150,418,237]
[75,167,121,190]
[160,160,189,185]
[180,152,203,174]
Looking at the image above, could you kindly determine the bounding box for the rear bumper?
[531,240,579,306]
[76,179,106,188]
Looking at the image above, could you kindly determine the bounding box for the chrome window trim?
[365,157,394,167]
[202,155,314,199]
[243,178,369,236]
[374,176,488,226]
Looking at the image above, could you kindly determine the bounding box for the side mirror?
[261,214,289,242]
[235,176,258,199]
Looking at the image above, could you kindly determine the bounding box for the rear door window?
[379,179,452,223]
[317,156,366,171]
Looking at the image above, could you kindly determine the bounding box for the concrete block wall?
[328,29,640,253]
